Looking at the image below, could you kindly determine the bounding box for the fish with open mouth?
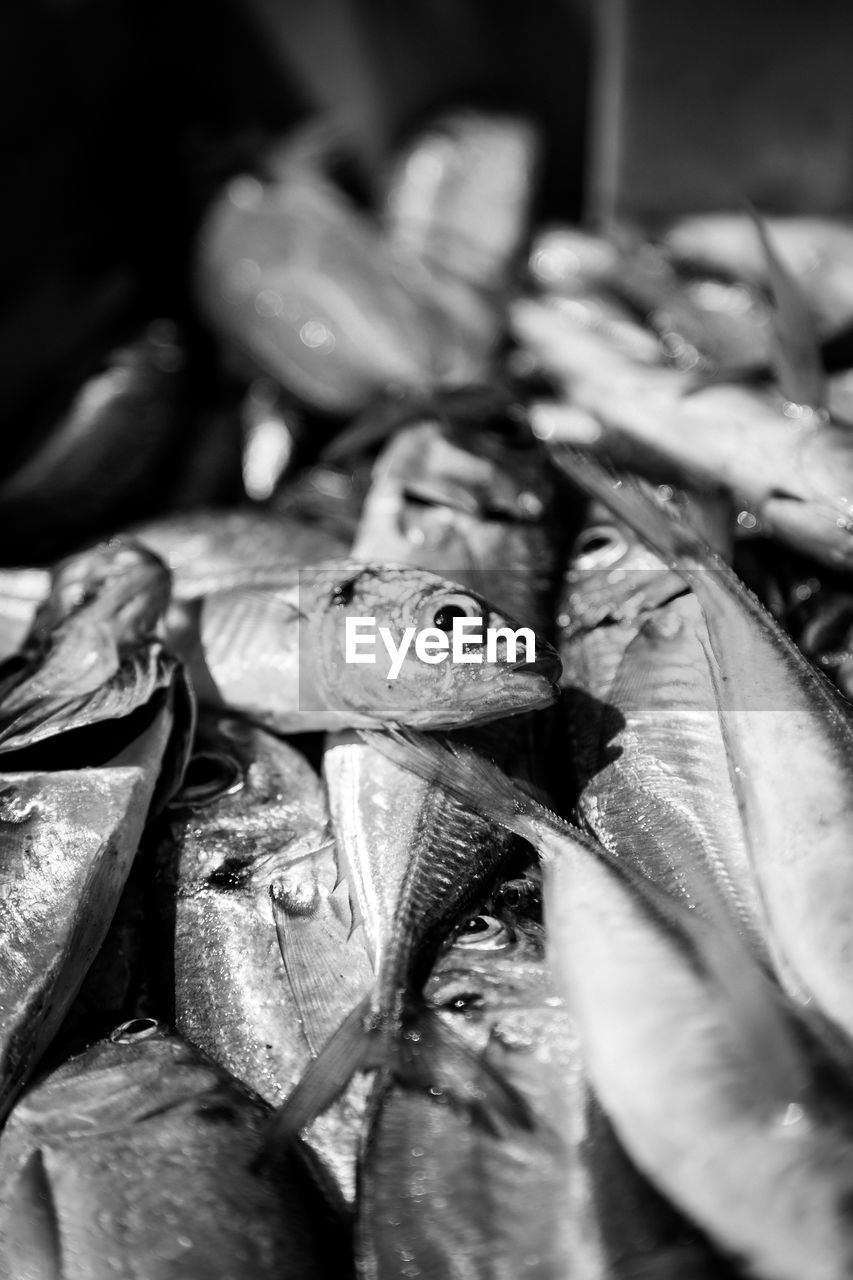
[154,710,372,1206]
[0,1019,350,1279]
[0,542,191,1121]
[193,563,560,733]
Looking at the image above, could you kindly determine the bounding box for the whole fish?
[559,501,767,953]
[552,451,853,1039]
[360,890,728,1280]
[517,294,853,567]
[0,1020,349,1279]
[0,541,177,755]
[154,711,372,1205]
[369,731,853,1280]
[194,563,560,732]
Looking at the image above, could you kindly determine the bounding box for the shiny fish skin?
[0,1021,349,1279]
[559,508,767,955]
[155,712,371,1204]
[0,695,175,1124]
[197,563,560,733]
[0,541,175,755]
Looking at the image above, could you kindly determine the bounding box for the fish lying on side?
[559,500,768,954]
[0,542,193,1121]
[0,1020,350,1279]
[193,563,560,732]
[368,730,853,1280]
[154,711,372,1205]
[360,887,728,1280]
[551,450,853,1039]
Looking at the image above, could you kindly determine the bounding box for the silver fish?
[0,1020,349,1279]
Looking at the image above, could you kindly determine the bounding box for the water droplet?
[227,175,264,209]
[300,319,336,352]
[737,510,758,530]
[255,290,283,319]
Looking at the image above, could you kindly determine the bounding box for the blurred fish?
[127,507,349,598]
[0,1020,350,1279]
[194,563,560,732]
[0,541,176,754]
[552,451,853,1039]
[154,711,371,1205]
[663,213,853,342]
[360,893,727,1280]
[559,501,767,954]
[383,110,540,296]
[0,568,50,662]
[195,133,487,416]
[366,731,853,1280]
[0,321,189,564]
[518,294,853,567]
[0,693,178,1124]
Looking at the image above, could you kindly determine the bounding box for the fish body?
[0,695,176,1124]
[553,456,853,1036]
[518,295,853,567]
[0,1021,348,1279]
[559,503,766,952]
[0,541,176,755]
[367,732,853,1280]
[196,562,560,733]
[155,711,371,1203]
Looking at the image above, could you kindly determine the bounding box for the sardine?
[0,1020,350,1279]
[154,711,372,1204]
[195,563,560,732]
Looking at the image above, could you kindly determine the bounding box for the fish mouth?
[509,646,562,685]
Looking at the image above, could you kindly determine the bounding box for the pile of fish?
[5,109,853,1279]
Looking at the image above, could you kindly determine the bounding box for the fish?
[360,890,728,1280]
[382,110,540,296]
[193,562,560,733]
[0,1020,351,1279]
[0,541,177,755]
[550,450,853,1038]
[153,710,372,1205]
[558,500,768,954]
[0,322,189,565]
[0,692,180,1125]
[194,131,490,416]
[517,291,853,567]
[365,730,853,1280]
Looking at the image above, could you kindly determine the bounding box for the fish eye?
[455,914,511,949]
[442,991,486,1012]
[110,1018,162,1044]
[424,593,484,633]
[494,877,542,918]
[572,525,628,569]
[172,751,244,807]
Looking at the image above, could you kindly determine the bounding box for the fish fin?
[747,204,826,409]
[266,996,535,1154]
[270,878,373,1056]
[6,1150,63,1280]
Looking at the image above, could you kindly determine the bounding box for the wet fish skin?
[0,540,176,755]
[197,563,560,733]
[366,732,853,1280]
[155,711,372,1205]
[0,695,176,1125]
[0,1020,350,1279]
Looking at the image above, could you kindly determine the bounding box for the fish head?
[311,565,561,729]
[759,422,853,568]
[40,540,171,641]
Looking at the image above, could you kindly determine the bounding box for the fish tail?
[266,994,535,1152]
